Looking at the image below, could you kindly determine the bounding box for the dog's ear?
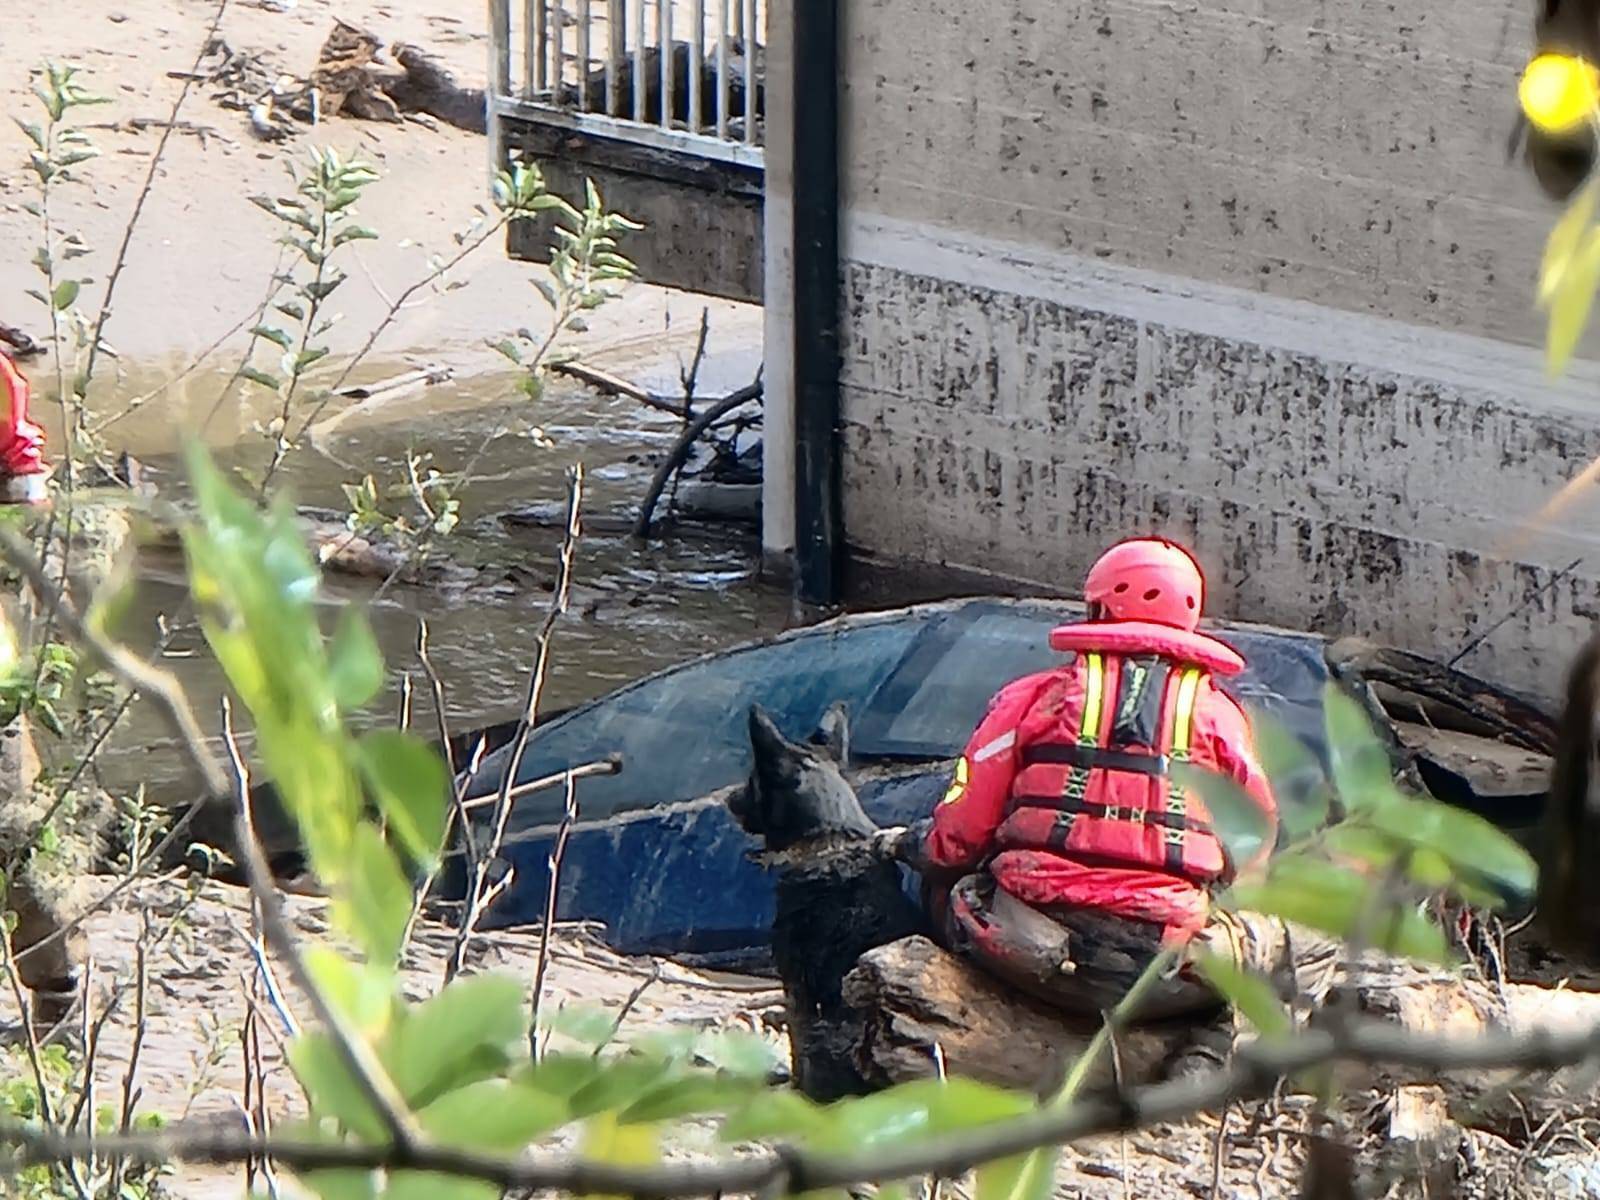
[810,701,851,768]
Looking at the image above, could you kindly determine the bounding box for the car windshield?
[485,614,932,826]
[853,603,1067,758]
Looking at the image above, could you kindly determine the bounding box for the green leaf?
[618,1072,758,1124]
[303,945,395,1036]
[337,825,413,965]
[1324,825,1403,871]
[355,730,449,866]
[1364,796,1539,903]
[286,1032,385,1141]
[1171,763,1272,871]
[566,1055,678,1120]
[1540,175,1600,305]
[383,1173,497,1200]
[334,225,380,246]
[805,1078,1034,1155]
[1191,951,1290,1038]
[251,324,295,351]
[1232,858,1449,963]
[383,974,527,1107]
[694,1030,782,1081]
[542,1003,618,1049]
[976,1148,1060,1200]
[1546,230,1600,374]
[239,365,282,391]
[519,1051,603,1101]
[1323,686,1398,811]
[304,1168,380,1200]
[579,1110,659,1186]
[417,1078,567,1150]
[327,608,384,712]
[51,280,80,311]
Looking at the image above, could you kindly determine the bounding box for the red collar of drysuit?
[1048,619,1247,677]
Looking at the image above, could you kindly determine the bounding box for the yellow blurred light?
[1520,53,1600,134]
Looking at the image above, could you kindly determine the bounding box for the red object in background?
[0,350,47,491]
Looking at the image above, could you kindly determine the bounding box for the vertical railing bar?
[553,0,567,101]
[733,0,743,44]
[689,0,704,133]
[578,0,592,110]
[660,0,673,129]
[715,0,729,139]
[607,0,623,115]
[741,0,755,141]
[491,0,513,97]
[631,0,646,120]
[527,0,545,93]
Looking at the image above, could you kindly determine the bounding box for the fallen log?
[841,934,1600,1141]
[382,43,486,134]
[842,935,1192,1096]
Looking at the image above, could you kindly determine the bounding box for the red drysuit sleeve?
[1200,685,1279,878]
[921,673,1055,871]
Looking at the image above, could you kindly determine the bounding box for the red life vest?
[992,652,1230,885]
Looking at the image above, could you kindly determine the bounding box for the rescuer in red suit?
[877,537,1283,1018]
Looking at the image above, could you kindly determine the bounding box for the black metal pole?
[791,0,842,607]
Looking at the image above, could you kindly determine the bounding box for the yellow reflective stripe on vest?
[1060,653,1105,804]
[1169,668,1202,758]
[1079,653,1106,744]
[1164,668,1204,858]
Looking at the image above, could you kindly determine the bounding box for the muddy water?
[85,357,792,802]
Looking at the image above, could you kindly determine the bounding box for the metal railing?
[489,0,765,164]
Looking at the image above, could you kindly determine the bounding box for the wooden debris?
[841,935,1193,1095]
[309,21,400,123]
[384,43,486,134]
[838,935,1600,1142]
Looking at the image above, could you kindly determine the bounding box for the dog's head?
[729,705,876,853]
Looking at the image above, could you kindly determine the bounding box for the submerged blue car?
[452,598,1555,969]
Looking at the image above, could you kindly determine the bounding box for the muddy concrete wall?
[503,122,763,304]
[829,0,1600,702]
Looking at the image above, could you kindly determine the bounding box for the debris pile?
[182,21,486,142]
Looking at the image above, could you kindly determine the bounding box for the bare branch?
[529,770,578,1059]
[447,464,583,981]
[7,1011,1600,1195]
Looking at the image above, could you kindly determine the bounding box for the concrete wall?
[824,0,1600,703]
[503,122,764,304]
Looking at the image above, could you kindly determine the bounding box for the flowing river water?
[72,348,794,805]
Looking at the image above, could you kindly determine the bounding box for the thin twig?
[401,733,487,956]
[457,756,620,813]
[529,770,578,1059]
[296,213,512,446]
[596,961,661,1055]
[109,914,151,1197]
[551,359,690,416]
[83,0,232,396]
[91,304,259,436]
[447,465,583,981]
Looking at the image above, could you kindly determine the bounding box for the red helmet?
[1051,537,1245,675]
[1083,537,1205,631]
